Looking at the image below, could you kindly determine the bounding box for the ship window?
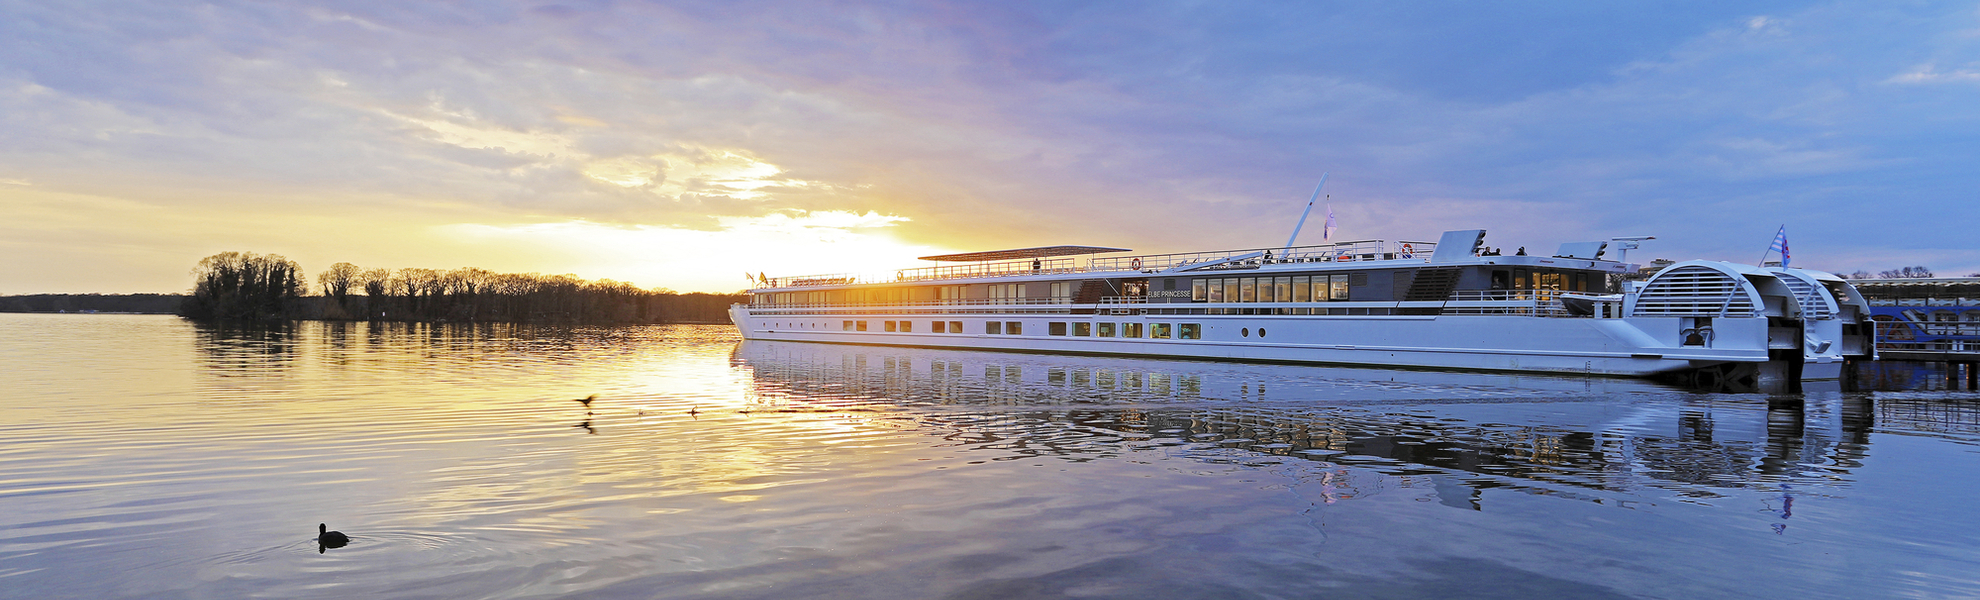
[884,320,897,332]
[1258,327,1267,338]
[1179,323,1200,339]
[1151,323,1172,339]
[1331,278,1350,301]
[843,320,853,331]
[857,321,868,331]
[1223,278,1238,303]
[1049,322,1067,336]
[1293,276,1311,302]
[1241,278,1257,302]
[1275,277,1292,302]
[1098,323,1116,337]
[933,321,947,333]
[985,321,1002,334]
[1006,321,1023,335]
[899,321,912,333]
[1073,322,1091,336]
[949,321,962,333]
[1206,279,1223,302]
[1122,323,1143,338]
[1193,279,1207,301]
[1242,327,1250,337]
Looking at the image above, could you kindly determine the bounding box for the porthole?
[1258,328,1267,338]
[1241,328,1250,337]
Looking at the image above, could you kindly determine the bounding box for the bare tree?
[318,262,362,304]
[1878,266,1934,279]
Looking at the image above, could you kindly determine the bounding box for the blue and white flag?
[1323,205,1337,241]
[1769,225,1790,267]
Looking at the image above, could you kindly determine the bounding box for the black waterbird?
[317,523,349,553]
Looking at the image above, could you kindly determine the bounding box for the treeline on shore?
[180,251,741,324]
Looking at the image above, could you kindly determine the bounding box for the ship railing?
[1089,239,1439,273]
[1873,319,1980,340]
[754,240,1443,288]
[745,297,1081,314]
[1868,298,1980,307]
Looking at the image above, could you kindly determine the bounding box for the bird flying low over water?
[317,523,349,553]
[575,395,596,413]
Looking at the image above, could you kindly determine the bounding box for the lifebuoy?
[1400,243,1414,258]
[1335,253,1351,262]
[1130,257,1142,270]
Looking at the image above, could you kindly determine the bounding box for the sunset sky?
[4,1,1977,294]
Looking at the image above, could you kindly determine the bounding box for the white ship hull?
[730,307,1767,377]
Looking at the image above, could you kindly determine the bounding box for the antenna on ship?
[1282,173,1329,253]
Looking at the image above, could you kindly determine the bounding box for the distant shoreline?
[4,293,742,325]
[1,293,185,314]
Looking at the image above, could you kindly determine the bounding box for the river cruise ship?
[730,229,1875,388]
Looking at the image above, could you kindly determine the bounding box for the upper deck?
[754,239,1446,291]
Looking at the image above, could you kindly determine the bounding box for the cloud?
[1884,63,1980,84]
[3,0,1979,292]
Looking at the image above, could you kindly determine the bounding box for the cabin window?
[884,320,897,332]
[985,321,1002,334]
[899,321,912,333]
[1241,278,1257,302]
[1330,277,1350,301]
[933,321,947,333]
[1006,321,1023,335]
[991,284,1026,301]
[1274,277,1292,302]
[1179,323,1200,339]
[857,321,868,331]
[949,321,962,333]
[1193,279,1208,301]
[1205,279,1222,302]
[1098,323,1116,337]
[1049,322,1067,336]
[1151,323,1172,339]
[843,320,854,331]
[1122,323,1143,338]
[1293,276,1311,302]
[1050,281,1074,304]
[1073,322,1091,336]
[1222,278,1238,303]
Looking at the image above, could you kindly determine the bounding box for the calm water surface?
[3,313,1978,599]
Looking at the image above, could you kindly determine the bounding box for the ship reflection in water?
[733,340,1937,512]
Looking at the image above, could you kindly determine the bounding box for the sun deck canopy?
[918,245,1132,263]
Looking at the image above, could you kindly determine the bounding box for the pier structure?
[1854,277,1980,390]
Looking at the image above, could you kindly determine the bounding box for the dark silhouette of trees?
[181,252,305,321]
[1878,266,1934,279]
[180,253,740,324]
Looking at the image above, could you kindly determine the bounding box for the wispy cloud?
[2,0,1978,292]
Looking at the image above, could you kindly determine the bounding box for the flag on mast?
[1323,204,1337,241]
[1769,225,1790,267]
